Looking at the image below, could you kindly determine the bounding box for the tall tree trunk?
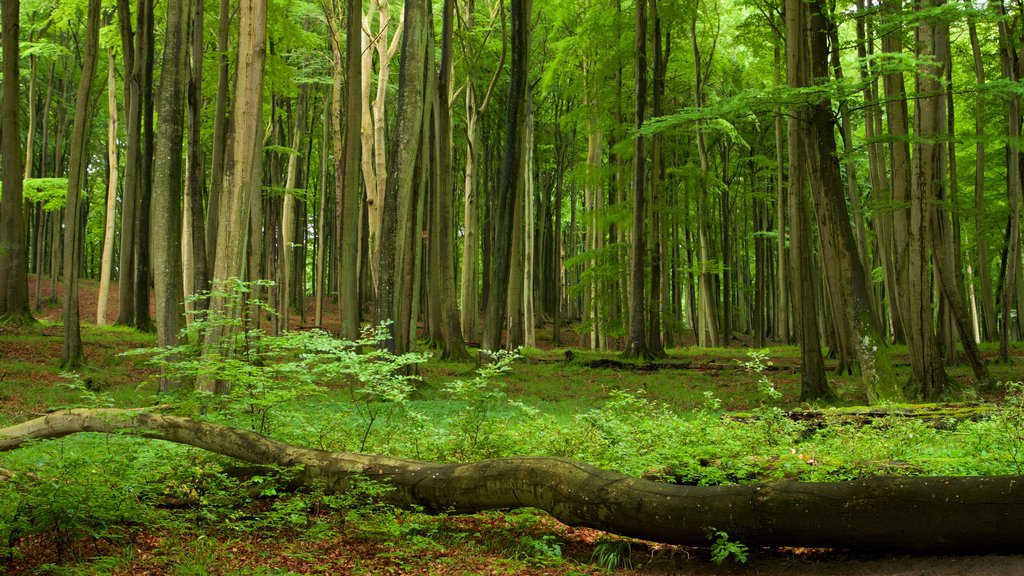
[314,91,331,328]
[624,0,651,359]
[374,0,429,353]
[133,0,156,332]
[0,0,34,324]
[186,0,209,308]
[481,0,529,356]
[785,0,832,401]
[967,6,996,343]
[61,0,102,368]
[202,0,268,392]
[205,0,231,271]
[331,0,362,341]
[907,0,949,399]
[116,0,139,326]
[803,0,895,402]
[646,0,668,357]
[97,50,119,326]
[151,0,189,372]
[997,0,1021,362]
[435,0,469,360]
[280,88,307,332]
[773,44,789,344]
[691,13,721,348]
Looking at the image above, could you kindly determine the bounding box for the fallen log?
[1,408,1022,553]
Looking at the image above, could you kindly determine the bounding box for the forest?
[2,0,1024,572]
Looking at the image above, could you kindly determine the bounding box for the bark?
[116,0,139,326]
[202,0,268,391]
[374,0,429,353]
[690,13,721,349]
[460,0,506,343]
[335,0,362,341]
[187,0,209,307]
[97,50,119,326]
[967,8,996,343]
[802,0,896,402]
[61,0,102,369]
[785,0,832,401]
[907,0,949,399]
[481,0,529,356]
[434,0,470,360]
[773,44,789,344]
[623,0,651,360]
[3,409,1024,553]
[997,0,1021,362]
[206,0,232,271]
[151,0,189,364]
[134,0,156,333]
[0,0,34,324]
[281,88,307,333]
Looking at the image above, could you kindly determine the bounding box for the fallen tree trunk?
[2,408,1022,553]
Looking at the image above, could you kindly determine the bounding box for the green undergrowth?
[2,307,1023,573]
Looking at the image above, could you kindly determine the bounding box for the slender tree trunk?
[314,91,331,328]
[375,0,429,353]
[907,0,950,398]
[481,0,529,356]
[151,0,189,367]
[133,0,156,332]
[967,8,996,342]
[624,0,651,359]
[97,50,120,326]
[785,0,832,401]
[61,0,102,368]
[998,0,1021,362]
[435,0,469,360]
[773,44,789,344]
[186,0,208,308]
[0,0,34,324]
[202,0,268,392]
[205,0,231,271]
[280,88,307,332]
[115,0,137,325]
[691,14,721,348]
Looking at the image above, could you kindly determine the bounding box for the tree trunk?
[375,0,429,353]
[61,0,102,368]
[785,0,832,401]
[967,8,996,343]
[187,0,209,307]
[623,0,651,360]
[205,0,232,272]
[133,0,156,333]
[481,0,529,357]
[97,50,120,326]
[202,0,268,391]
[3,409,1024,553]
[435,0,470,360]
[151,0,189,371]
[334,0,362,341]
[690,13,721,349]
[0,0,34,324]
[115,0,139,326]
[997,0,1022,362]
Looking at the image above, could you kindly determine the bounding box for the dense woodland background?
[1,0,1023,402]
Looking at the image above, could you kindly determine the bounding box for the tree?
[96,50,119,326]
[482,0,530,356]
[622,0,651,359]
[60,0,102,369]
[375,0,430,353]
[202,0,268,391]
[151,0,189,374]
[3,409,1024,553]
[0,0,34,324]
[784,0,832,400]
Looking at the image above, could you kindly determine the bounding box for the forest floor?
[2,277,1024,575]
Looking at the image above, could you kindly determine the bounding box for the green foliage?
[708,528,749,565]
[591,536,633,570]
[22,178,69,210]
